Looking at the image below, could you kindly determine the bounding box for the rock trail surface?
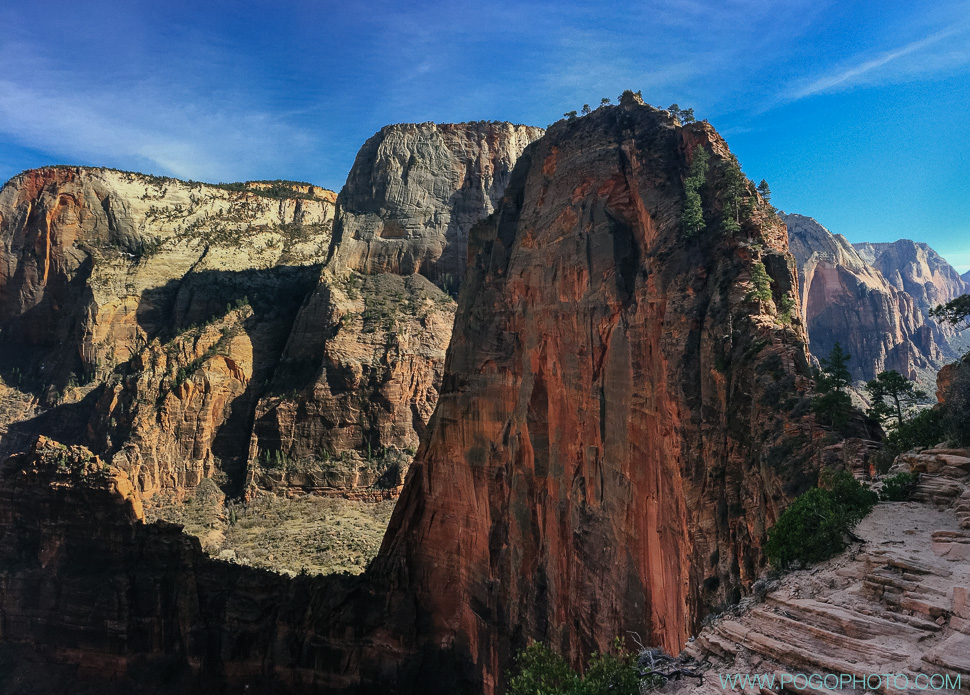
[668,448,970,695]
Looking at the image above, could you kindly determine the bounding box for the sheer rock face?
[0,111,822,694]
[0,168,334,371]
[328,121,545,287]
[784,213,944,381]
[854,239,968,315]
[247,270,457,495]
[855,239,969,354]
[0,123,542,501]
[248,123,543,490]
[365,105,816,692]
[0,167,335,489]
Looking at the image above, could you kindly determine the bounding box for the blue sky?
[1,1,968,270]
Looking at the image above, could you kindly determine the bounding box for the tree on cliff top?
[667,103,695,123]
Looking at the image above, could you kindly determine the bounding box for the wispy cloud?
[790,26,966,100]
[0,38,317,183]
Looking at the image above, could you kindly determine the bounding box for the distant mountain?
[964,269,970,283]
[853,239,969,359]
[783,213,947,382]
[853,240,968,317]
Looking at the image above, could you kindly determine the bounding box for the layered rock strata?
[669,447,970,695]
[855,239,969,353]
[0,168,336,495]
[0,122,542,501]
[784,213,945,381]
[854,239,968,318]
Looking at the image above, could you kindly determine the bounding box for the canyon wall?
[855,239,969,355]
[854,239,968,316]
[0,435,366,694]
[784,213,945,381]
[0,104,822,694]
[0,168,335,495]
[247,122,544,494]
[328,121,545,286]
[0,122,543,500]
[361,99,818,693]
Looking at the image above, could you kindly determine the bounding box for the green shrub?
[875,407,946,472]
[880,472,919,501]
[764,471,876,569]
[508,642,579,695]
[508,639,646,695]
[582,640,646,695]
[778,295,795,325]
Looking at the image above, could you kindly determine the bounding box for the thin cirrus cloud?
[785,24,970,102]
[0,47,315,183]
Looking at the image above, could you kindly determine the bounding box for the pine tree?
[721,157,746,228]
[811,343,853,429]
[757,179,772,203]
[930,294,970,332]
[865,370,927,428]
[681,147,709,238]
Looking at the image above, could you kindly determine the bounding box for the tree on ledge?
[811,343,853,429]
[865,369,927,429]
[930,294,970,332]
[757,179,771,203]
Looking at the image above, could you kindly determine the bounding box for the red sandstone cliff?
[0,104,824,694]
[358,98,818,692]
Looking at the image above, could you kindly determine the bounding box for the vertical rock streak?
[368,104,814,692]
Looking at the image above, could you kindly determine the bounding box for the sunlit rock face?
[0,110,823,694]
[0,125,546,502]
[854,239,968,316]
[359,102,817,693]
[0,167,335,493]
[785,213,946,381]
[854,239,970,356]
[329,121,545,287]
[247,122,545,494]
